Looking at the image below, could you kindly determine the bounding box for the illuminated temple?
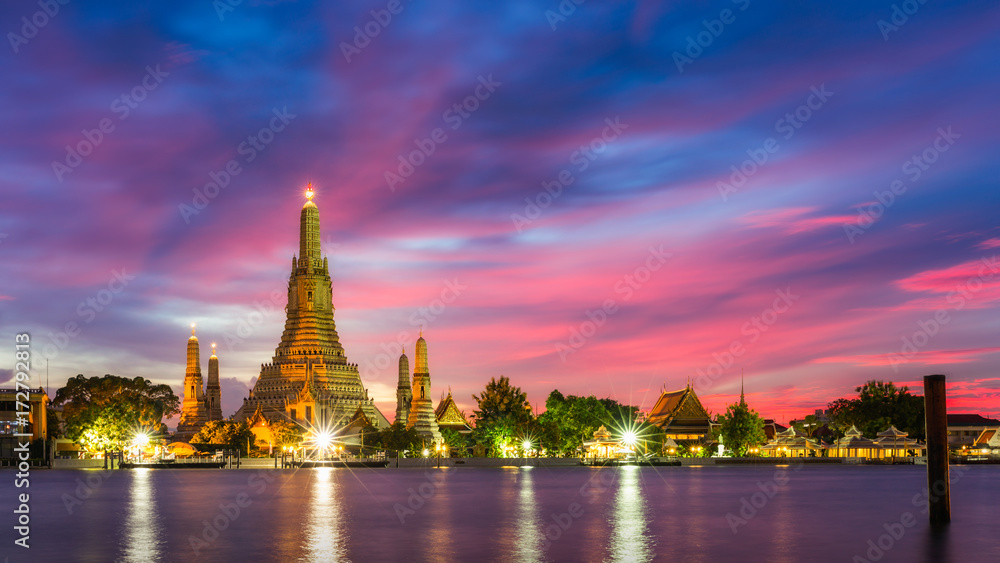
[234,187,389,430]
[645,383,712,441]
[175,327,224,441]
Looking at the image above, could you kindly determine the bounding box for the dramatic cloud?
[2,1,999,423]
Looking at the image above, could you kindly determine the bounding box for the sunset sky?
[2,1,999,426]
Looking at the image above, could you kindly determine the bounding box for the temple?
[176,325,209,440]
[405,331,442,446]
[206,343,223,421]
[435,390,472,433]
[234,186,389,430]
[395,347,412,424]
[645,383,712,442]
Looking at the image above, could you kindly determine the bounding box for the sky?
[2,1,999,426]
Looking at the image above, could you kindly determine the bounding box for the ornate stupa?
[177,324,208,439]
[406,331,442,446]
[234,185,388,429]
[205,343,223,421]
[395,347,412,425]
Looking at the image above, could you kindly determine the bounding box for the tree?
[191,420,256,455]
[375,422,422,455]
[440,428,469,457]
[598,398,641,431]
[538,390,612,456]
[471,376,535,456]
[53,374,180,452]
[268,419,305,449]
[716,394,766,457]
[828,380,924,439]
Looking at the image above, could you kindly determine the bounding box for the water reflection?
[304,468,347,561]
[607,466,654,562]
[514,468,542,562]
[120,469,162,562]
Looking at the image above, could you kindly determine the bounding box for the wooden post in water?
[923,374,950,525]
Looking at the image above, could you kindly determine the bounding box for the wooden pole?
[923,374,950,525]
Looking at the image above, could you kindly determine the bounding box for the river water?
[1,464,997,562]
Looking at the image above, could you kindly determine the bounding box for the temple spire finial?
[191,323,196,337]
[740,368,746,405]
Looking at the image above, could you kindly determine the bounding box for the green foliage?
[827,380,925,439]
[471,376,535,456]
[375,422,422,455]
[716,397,766,456]
[191,420,255,455]
[472,376,533,427]
[268,419,305,448]
[598,398,641,432]
[53,374,179,451]
[440,428,469,457]
[538,391,612,456]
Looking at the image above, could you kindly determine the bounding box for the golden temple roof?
[435,391,472,430]
[646,385,711,431]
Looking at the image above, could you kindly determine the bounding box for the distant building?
[583,425,631,460]
[972,428,1000,453]
[762,419,788,440]
[175,329,226,442]
[646,384,711,442]
[0,387,48,458]
[405,332,442,447]
[395,348,412,425]
[946,414,1000,448]
[760,426,824,458]
[176,326,209,441]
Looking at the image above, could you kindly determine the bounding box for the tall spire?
[206,342,222,421]
[407,332,441,445]
[186,324,201,376]
[396,347,412,425]
[178,324,208,439]
[233,183,386,432]
[740,369,746,406]
[415,332,428,374]
[398,347,410,386]
[299,183,321,264]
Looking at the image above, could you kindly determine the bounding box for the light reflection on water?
[304,468,348,562]
[15,465,1000,561]
[607,466,654,563]
[515,467,543,562]
[120,468,162,562]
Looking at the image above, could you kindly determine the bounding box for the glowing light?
[305,183,315,200]
[622,431,638,447]
[423,449,429,457]
[133,432,150,448]
[313,430,333,451]
[522,439,533,451]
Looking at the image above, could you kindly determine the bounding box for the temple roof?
[777,426,808,438]
[646,385,711,433]
[435,391,472,430]
[592,425,612,440]
[877,425,908,438]
[344,402,374,430]
[973,428,999,447]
